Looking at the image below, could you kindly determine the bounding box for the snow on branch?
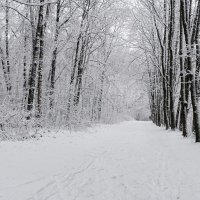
[12,0,57,6]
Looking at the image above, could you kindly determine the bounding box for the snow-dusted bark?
[27,0,44,113]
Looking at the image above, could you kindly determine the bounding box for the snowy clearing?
[0,121,200,200]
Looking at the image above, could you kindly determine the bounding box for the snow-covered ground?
[1,121,200,200]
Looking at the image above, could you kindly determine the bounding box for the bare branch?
[0,5,31,23]
[12,0,57,6]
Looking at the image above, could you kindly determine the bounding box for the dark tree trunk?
[0,45,10,93]
[179,3,188,137]
[181,0,200,141]
[49,0,61,109]
[5,0,12,93]
[36,15,44,118]
[27,0,44,113]
[23,17,28,107]
[97,71,105,121]
[66,1,90,120]
[168,0,175,130]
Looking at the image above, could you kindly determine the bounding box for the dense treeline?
[0,0,149,139]
[3,0,195,141]
[136,0,200,142]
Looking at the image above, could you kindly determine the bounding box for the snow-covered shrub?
[0,99,40,141]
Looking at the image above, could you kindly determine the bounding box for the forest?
[0,0,200,142]
[2,1,200,199]
[0,0,148,140]
[143,0,200,142]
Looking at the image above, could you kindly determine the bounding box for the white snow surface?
[1,121,200,200]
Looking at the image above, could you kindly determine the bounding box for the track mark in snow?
[26,160,96,200]
[2,121,200,200]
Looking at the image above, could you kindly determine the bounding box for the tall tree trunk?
[66,1,90,120]
[5,0,11,93]
[66,32,82,121]
[97,71,105,121]
[168,0,175,130]
[27,0,44,113]
[73,36,88,106]
[23,8,29,107]
[154,18,169,129]
[49,0,61,109]
[73,1,90,107]
[36,15,44,118]
[181,0,200,141]
[0,44,10,93]
[179,13,188,137]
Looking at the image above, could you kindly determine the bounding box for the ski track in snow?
[1,121,200,200]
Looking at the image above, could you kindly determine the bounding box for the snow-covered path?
[1,121,200,200]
